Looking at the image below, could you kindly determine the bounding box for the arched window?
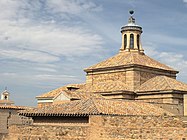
[130,34,134,49]
[124,34,127,48]
[137,34,140,49]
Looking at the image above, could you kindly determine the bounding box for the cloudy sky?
[1,0,187,106]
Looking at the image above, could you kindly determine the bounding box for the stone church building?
[2,11,187,139]
[35,10,187,116]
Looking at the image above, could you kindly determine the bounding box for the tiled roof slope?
[0,105,33,110]
[0,100,14,104]
[36,86,67,98]
[36,83,102,99]
[63,90,103,99]
[20,98,173,116]
[85,52,177,72]
[36,83,86,98]
[137,76,187,93]
[77,81,131,93]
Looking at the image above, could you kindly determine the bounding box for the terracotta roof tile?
[77,81,131,93]
[0,105,33,110]
[20,98,173,116]
[85,52,177,72]
[36,86,66,98]
[137,76,187,93]
[62,90,103,100]
[0,100,14,104]
[36,83,102,101]
[36,83,86,98]
[66,83,86,89]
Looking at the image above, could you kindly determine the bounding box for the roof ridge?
[145,55,175,69]
[130,52,135,64]
[163,76,173,90]
[91,98,103,114]
[58,90,71,99]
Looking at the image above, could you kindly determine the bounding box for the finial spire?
[129,10,134,15]
[128,10,135,24]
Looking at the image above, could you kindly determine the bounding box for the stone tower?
[84,11,178,93]
[120,10,144,53]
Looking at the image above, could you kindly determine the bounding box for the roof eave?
[36,96,54,100]
[84,64,178,74]
[136,89,187,95]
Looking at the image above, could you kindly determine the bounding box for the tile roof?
[85,52,177,72]
[77,81,131,93]
[19,98,173,116]
[0,100,14,104]
[0,105,32,110]
[36,86,67,98]
[62,90,103,100]
[137,76,187,93]
[66,83,86,89]
[36,83,86,98]
[36,83,102,100]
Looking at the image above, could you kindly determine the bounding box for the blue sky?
[1,0,187,106]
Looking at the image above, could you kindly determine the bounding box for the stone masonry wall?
[0,109,33,134]
[88,115,187,140]
[0,110,9,134]
[140,71,156,85]
[4,115,187,140]
[86,69,157,91]
[86,71,126,84]
[0,109,23,134]
[86,68,175,92]
[5,124,88,140]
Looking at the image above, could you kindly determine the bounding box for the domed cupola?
[120,10,144,53]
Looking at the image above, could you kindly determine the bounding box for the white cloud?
[0,0,104,99]
[0,23,104,61]
[0,0,104,64]
[1,73,17,77]
[183,0,187,3]
[149,34,187,46]
[0,48,59,63]
[144,43,187,82]
[34,74,77,81]
[34,67,57,72]
[45,0,102,15]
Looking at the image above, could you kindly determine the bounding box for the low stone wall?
[0,109,31,134]
[5,124,88,140]
[88,115,187,140]
[4,115,187,140]
[0,134,7,140]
